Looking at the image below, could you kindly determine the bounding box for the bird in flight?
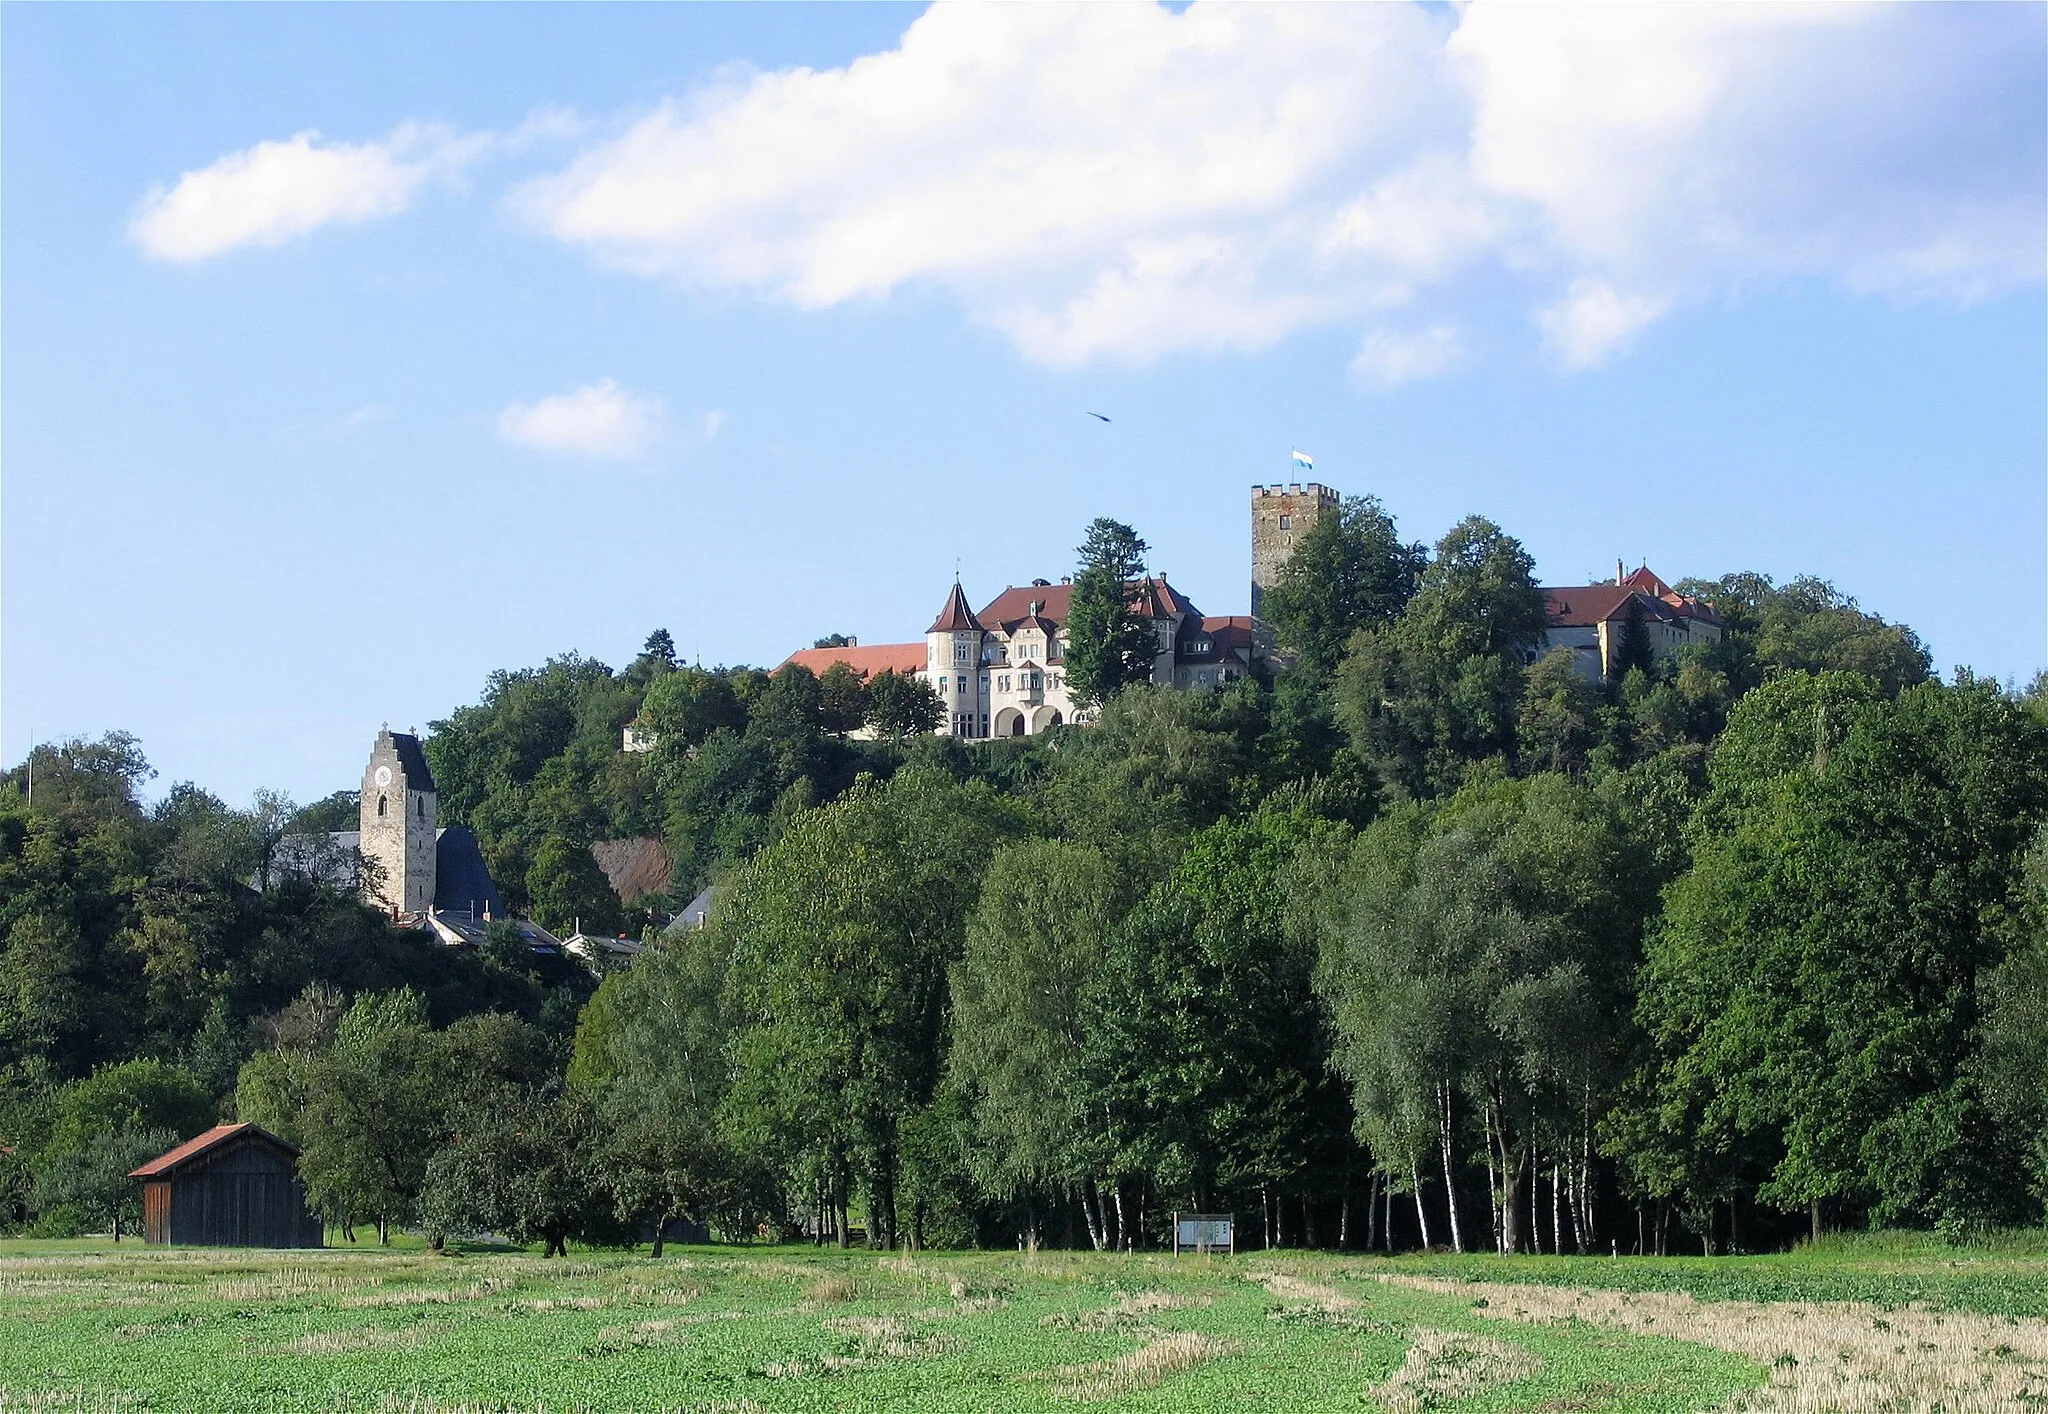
[1084,411,1111,423]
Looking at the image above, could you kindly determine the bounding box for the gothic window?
[377,794,387,818]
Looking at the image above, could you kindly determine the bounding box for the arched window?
[377,794,388,818]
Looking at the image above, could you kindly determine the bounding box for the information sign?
[1171,1212,1235,1256]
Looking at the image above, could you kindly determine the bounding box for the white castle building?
[777,482,1727,738]
[779,484,1320,738]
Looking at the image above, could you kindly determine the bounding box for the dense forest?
[4,498,2045,1258]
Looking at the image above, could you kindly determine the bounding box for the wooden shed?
[129,1123,323,1248]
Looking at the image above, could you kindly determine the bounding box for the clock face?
[374,766,393,788]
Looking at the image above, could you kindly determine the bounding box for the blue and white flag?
[1291,450,1315,472]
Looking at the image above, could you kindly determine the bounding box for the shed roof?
[129,1123,298,1178]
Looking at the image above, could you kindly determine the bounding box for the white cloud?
[504,2,2040,374]
[1352,324,1463,388]
[1536,281,1668,370]
[131,123,489,262]
[496,380,667,461]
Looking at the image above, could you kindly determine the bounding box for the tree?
[576,925,745,1249]
[1083,807,1353,1248]
[1260,496,1423,676]
[422,1087,622,1256]
[1335,516,1548,799]
[817,663,870,737]
[525,837,623,937]
[1314,775,1643,1254]
[32,1126,176,1241]
[864,671,944,738]
[1676,572,1932,697]
[1979,827,2048,1211]
[719,770,1020,1248]
[626,629,677,688]
[1628,676,2048,1236]
[640,668,747,749]
[948,840,1128,1241]
[1518,650,1604,776]
[1613,597,1655,680]
[1063,519,1159,709]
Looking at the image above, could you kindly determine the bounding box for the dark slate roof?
[130,1123,298,1178]
[434,825,503,920]
[387,731,437,793]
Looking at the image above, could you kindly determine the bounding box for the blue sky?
[5,2,2044,806]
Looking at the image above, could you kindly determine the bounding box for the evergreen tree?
[1063,519,1158,709]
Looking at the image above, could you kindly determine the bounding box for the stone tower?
[1250,482,1338,618]
[359,728,438,915]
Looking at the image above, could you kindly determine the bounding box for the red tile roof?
[927,582,984,633]
[780,643,926,679]
[129,1123,298,1178]
[1544,568,1722,630]
[979,576,1198,629]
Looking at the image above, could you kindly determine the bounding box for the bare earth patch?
[1385,1275,2048,1413]
[1377,1326,1543,1413]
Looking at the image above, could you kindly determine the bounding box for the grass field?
[0,1235,2042,1412]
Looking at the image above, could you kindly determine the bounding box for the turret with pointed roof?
[927,581,984,634]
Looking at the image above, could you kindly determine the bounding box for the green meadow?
[0,1234,2043,1412]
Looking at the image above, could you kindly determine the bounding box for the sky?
[4,2,2044,807]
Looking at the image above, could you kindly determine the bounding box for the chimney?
[1616,559,1626,585]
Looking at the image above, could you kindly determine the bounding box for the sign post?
[1171,1212,1235,1256]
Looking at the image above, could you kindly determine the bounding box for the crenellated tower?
[1250,482,1338,619]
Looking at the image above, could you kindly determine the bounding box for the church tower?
[359,728,438,915]
[1251,482,1338,618]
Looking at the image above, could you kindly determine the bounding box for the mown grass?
[0,1235,2034,1412]
[1384,1228,2048,1319]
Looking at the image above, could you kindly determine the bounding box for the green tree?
[720,770,1020,1248]
[1613,597,1655,680]
[1314,775,1643,1254]
[949,840,1129,1243]
[525,837,623,938]
[817,663,869,737]
[1629,675,2048,1236]
[1335,516,1548,799]
[1518,650,1604,775]
[1063,519,1159,709]
[1260,495,1423,676]
[31,1126,176,1241]
[864,670,944,739]
[1083,807,1353,1247]
[1677,573,1932,697]
[422,1088,622,1256]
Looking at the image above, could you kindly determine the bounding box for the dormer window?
[1190,641,1211,654]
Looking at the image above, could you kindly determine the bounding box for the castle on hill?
[778,482,1722,739]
